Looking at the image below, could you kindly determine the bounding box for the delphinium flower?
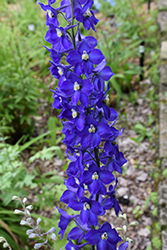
[39,0,128,249]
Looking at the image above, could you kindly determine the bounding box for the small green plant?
[132,123,155,142]
[132,205,143,219]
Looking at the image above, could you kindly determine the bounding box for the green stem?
[70,0,76,49]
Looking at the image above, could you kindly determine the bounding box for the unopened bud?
[22,197,27,203]
[37,217,42,225]
[26,205,33,211]
[26,218,32,223]
[119,213,127,220]
[20,220,30,226]
[116,227,123,231]
[28,233,38,239]
[123,225,127,232]
[12,196,20,201]
[34,241,47,249]
[3,242,9,248]
[26,229,34,235]
[0,237,5,243]
[126,237,133,243]
[25,210,31,217]
[51,233,56,241]
[129,221,139,226]
[14,209,24,215]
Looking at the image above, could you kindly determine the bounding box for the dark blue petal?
[118,242,129,250]
[85,229,100,245]
[89,49,104,64]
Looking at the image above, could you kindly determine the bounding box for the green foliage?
[0,0,50,140]
[132,205,143,218]
[0,206,30,250]
[152,236,162,249]
[46,117,64,146]
[132,123,155,142]
[95,0,159,105]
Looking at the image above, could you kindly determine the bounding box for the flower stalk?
[38,0,129,249]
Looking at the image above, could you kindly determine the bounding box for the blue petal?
[80,208,89,224]
[118,242,129,250]
[67,51,81,65]
[89,49,104,64]
[78,40,91,54]
[85,229,100,245]
[99,66,114,80]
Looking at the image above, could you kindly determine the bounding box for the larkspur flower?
[39,0,129,248]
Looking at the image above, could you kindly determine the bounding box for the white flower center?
[48,11,54,18]
[105,94,109,103]
[56,28,62,37]
[88,124,96,133]
[84,8,92,17]
[82,50,89,61]
[57,67,63,76]
[101,232,108,240]
[59,97,62,103]
[83,202,90,210]
[92,172,98,180]
[75,178,79,185]
[74,82,80,91]
[71,109,77,118]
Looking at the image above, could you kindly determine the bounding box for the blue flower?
[57,208,78,239]
[81,163,115,195]
[74,0,99,31]
[68,197,104,225]
[66,39,104,75]
[85,222,122,250]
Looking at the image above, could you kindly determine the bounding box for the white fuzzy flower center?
[82,50,89,61]
[84,8,92,17]
[75,178,79,185]
[56,28,62,37]
[71,109,77,118]
[92,172,98,180]
[57,67,63,76]
[101,232,108,240]
[74,82,80,91]
[48,11,54,18]
[88,124,96,133]
[83,202,90,210]
[105,94,109,103]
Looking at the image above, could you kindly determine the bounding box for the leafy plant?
[0,0,50,141]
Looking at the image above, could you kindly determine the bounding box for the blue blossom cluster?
[39,0,128,249]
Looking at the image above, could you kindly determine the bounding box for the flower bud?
[0,237,5,243]
[116,227,123,231]
[3,242,9,248]
[26,205,33,211]
[37,217,42,225]
[28,233,38,239]
[51,233,56,241]
[14,209,24,215]
[26,229,34,235]
[22,197,27,203]
[25,209,31,217]
[12,196,20,201]
[126,237,133,243]
[34,241,47,249]
[129,221,139,226]
[119,213,127,220]
[20,220,30,226]
[123,225,127,232]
